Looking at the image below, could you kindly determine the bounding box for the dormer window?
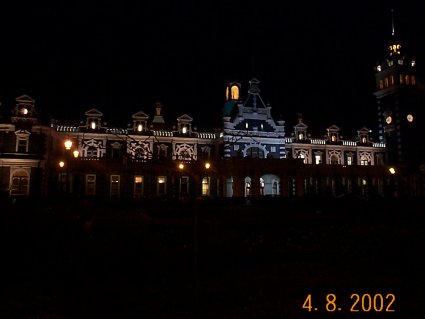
[377,65,381,72]
[298,133,304,140]
[15,130,30,153]
[21,108,28,115]
[245,122,248,129]
[331,135,336,142]
[137,124,143,132]
[361,137,367,143]
[91,121,96,130]
[182,126,187,134]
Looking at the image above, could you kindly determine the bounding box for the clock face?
[407,114,414,122]
[385,116,392,124]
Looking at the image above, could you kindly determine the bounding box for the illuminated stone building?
[3,25,424,200]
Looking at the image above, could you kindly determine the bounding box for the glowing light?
[377,65,381,72]
[73,150,79,158]
[137,124,143,132]
[21,108,28,115]
[411,60,416,67]
[64,140,73,150]
[91,121,96,129]
[178,163,184,170]
[231,85,239,100]
[407,114,414,122]
[386,116,392,124]
[59,161,65,168]
[182,126,187,134]
[205,162,211,169]
[389,167,396,175]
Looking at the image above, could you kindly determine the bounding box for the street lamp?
[64,139,73,150]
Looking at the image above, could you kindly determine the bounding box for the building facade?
[2,27,424,200]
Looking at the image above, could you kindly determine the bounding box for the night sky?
[1,1,425,138]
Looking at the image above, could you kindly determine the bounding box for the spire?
[391,9,395,37]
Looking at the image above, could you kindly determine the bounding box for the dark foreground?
[1,196,424,318]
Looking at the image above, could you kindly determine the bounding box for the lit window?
[315,155,321,165]
[377,65,381,72]
[411,75,416,85]
[134,175,144,198]
[385,116,392,124]
[411,60,416,67]
[202,177,210,196]
[225,86,229,100]
[360,155,369,166]
[157,176,166,195]
[361,137,367,143]
[230,85,239,100]
[390,75,394,85]
[384,78,389,87]
[110,175,120,198]
[91,121,96,129]
[298,133,304,140]
[137,124,143,132]
[182,126,187,134]
[21,108,28,115]
[399,74,403,84]
[10,169,30,196]
[245,122,249,129]
[347,156,352,166]
[331,135,336,142]
[405,75,410,85]
[407,114,414,122]
[379,80,384,89]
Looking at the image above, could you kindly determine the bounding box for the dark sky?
[1,1,424,138]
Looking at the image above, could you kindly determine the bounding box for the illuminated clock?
[407,114,414,122]
[385,116,392,124]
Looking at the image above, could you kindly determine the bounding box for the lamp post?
[59,139,79,195]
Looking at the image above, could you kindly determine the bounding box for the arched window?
[330,155,339,165]
[10,169,30,196]
[231,85,239,100]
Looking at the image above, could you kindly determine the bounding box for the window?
[405,75,410,85]
[230,85,239,100]
[16,138,28,153]
[400,74,404,84]
[411,75,416,85]
[202,177,210,196]
[330,155,339,165]
[87,146,98,158]
[110,175,120,198]
[331,135,337,142]
[246,147,264,158]
[85,174,96,195]
[158,144,168,159]
[271,146,276,152]
[347,156,353,166]
[10,169,29,196]
[379,80,384,89]
[157,176,166,195]
[315,154,321,165]
[384,77,389,87]
[260,178,265,196]
[134,175,144,198]
[360,155,369,166]
[390,75,394,85]
[180,176,189,194]
[361,137,367,143]
[298,133,304,140]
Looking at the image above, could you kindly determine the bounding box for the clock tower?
[374,11,425,173]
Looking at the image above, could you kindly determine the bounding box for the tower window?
[230,85,239,100]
